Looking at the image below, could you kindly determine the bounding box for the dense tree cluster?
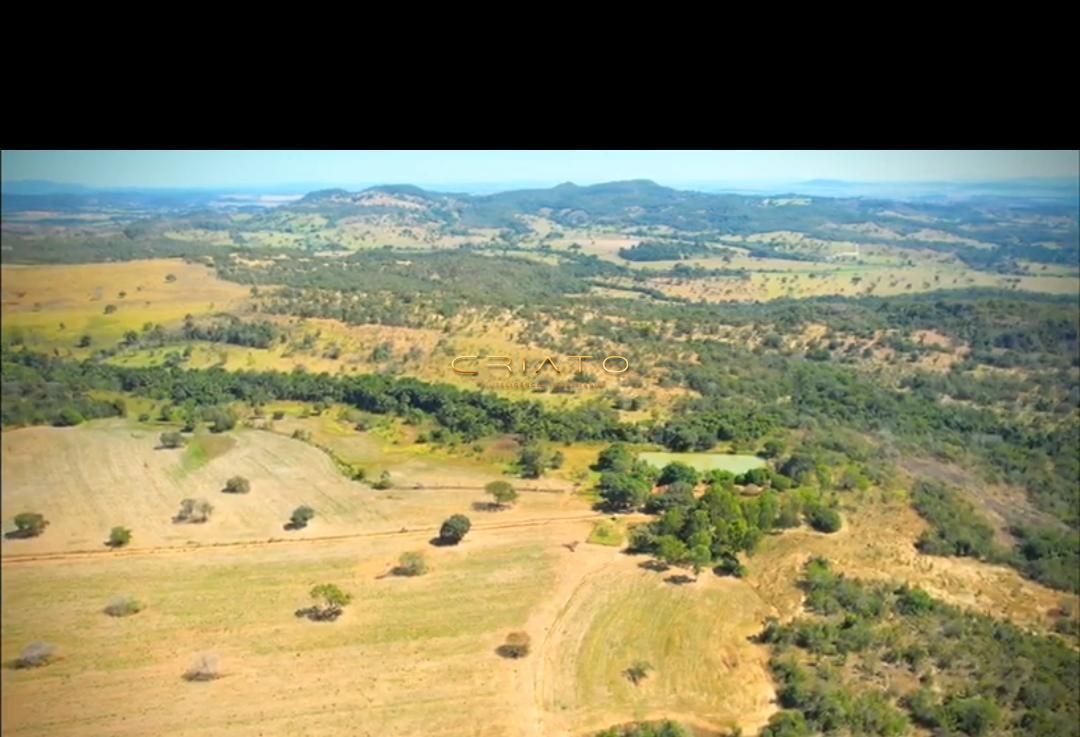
[180,315,278,349]
[624,461,841,577]
[912,481,1079,593]
[759,558,1080,737]
[618,240,723,261]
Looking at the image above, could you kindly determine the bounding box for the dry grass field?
[0,260,249,353]
[0,420,587,557]
[4,414,1075,737]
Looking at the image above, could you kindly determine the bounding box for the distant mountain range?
[4,176,1077,203]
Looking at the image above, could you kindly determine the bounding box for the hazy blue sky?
[2,150,1077,189]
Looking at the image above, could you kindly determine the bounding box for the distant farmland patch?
[637,452,766,475]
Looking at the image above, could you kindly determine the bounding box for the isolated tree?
[223,476,251,494]
[439,514,471,545]
[624,660,653,685]
[11,512,49,538]
[485,480,518,508]
[104,596,143,617]
[159,431,185,449]
[107,526,132,548]
[289,505,315,529]
[309,583,351,620]
[76,334,92,348]
[394,551,428,577]
[496,631,532,658]
[14,642,56,669]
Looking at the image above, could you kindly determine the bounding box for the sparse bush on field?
[9,512,48,538]
[624,660,654,685]
[222,476,251,494]
[485,480,518,508]
[593,721,692,737]
[496,631,531,658]
[393,551,428,577]
[208,408,236,433]
[104,596,143,617]
[107,526,132,548]
[805,504,842,533]
[296,584,351,621]
[175,498,213,524]
[371,470,393,490]
[14,642,56,669]
[159,431,185,449]
[288,506,315,530]
[272,410,286,420]
[438,514,471,545]
[183,653,221,681]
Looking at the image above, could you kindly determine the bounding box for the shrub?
[14,642,56,669]
[104,596,143,617]
[593,722,690,737]
[624,660,654,685]
[438,514,471,544]
[175,498,213,524]
[223,476,251,494]
[289,506,315,529]
[394,551,428,577]
[496,631,531,658]
[55,407,84,426]
[107,526,132,548]
[159,431,185,449]
[272,410,286,420]
[371,470,393,490]
[183,653,221,681]
[208,408,236,433]
[806,505,842,533]
[11,512,49,538]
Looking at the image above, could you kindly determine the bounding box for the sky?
[2,150,1077,190]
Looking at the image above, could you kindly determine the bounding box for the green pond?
[637,451,766,475]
